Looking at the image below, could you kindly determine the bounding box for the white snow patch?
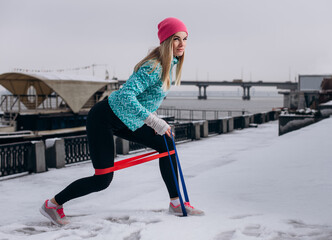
[1,119,332,239]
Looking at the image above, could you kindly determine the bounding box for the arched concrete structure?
[0,72,118,113]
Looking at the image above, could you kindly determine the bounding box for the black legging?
[54,99,178,205]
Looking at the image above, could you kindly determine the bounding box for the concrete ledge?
[192,122,201,140]
[45,138,66,168]
[279,115,317,136]
[28,141,46,173]
[227,117,234,132]
[220,118,228,133]
[247,114,254,124]
[116,137,129,155]
[244,115,250,128]
[199,120,209,138]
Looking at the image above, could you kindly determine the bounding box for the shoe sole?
[169,209,205,217]
[169,211,184,216]
[39,207,63,226]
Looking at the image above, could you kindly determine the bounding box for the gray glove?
[144,113,170,135]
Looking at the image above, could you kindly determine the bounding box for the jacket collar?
[172,57,179,65]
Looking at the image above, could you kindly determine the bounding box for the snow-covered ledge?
[29,141,47,173]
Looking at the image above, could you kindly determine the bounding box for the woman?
[40,17,204,226]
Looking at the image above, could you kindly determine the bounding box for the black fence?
[207,120,221,134]
[157,107,247,121]
[0,141,32,177]
[64,135,90,164]
[174,123,193,141]
[1,110,280,178]
[60,123,195,164]
[52,110,292,166]
[129,141,147,152]
[233,116,246,129]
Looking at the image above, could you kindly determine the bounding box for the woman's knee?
[93,173,113,191]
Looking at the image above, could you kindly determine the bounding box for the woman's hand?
[144,114,171,136]
[165,127,175,138]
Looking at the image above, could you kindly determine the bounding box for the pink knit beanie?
[158,17,188,44]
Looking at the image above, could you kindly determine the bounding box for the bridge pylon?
[197,84,208,100]
[242,85,251,100]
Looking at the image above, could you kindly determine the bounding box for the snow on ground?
[0,118,332,240]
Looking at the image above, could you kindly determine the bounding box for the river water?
[161,96,283,114]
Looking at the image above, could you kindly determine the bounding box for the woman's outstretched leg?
[54,173,113,205]
[40,100,118,225]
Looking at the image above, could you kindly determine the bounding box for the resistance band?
[163,132,189,217]
[170,130,190,203]
[95,150,175,175]
[94,133,190,217]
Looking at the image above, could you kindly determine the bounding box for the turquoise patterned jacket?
[108,57,178,131]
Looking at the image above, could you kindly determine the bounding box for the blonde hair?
[134,35,184,90]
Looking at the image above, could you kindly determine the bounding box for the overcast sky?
[1,0,332,83]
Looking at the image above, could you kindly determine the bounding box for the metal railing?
[0,93,111,113]
[129,141,147,152]
[174,123,193,142]
[0,111,280,176]
[64,135,90,164]
[208,120,221,134]
[60,122,195,164]
[0,119,233,176]
[0,141,32,177]
[157,107,247,121]
[126,123,194,152]
[0,94,67,112]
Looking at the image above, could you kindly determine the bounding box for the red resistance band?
[95,150,175,175]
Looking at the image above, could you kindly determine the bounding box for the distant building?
[299,74,332,91]
[282,74,332,110]
[0,72,119,132]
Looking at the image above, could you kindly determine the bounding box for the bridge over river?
[118,80,298,100]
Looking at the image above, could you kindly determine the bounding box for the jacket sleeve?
[116,62,161,121]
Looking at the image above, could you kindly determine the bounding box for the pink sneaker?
[39,200,69,226]
[169,202,204,216]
